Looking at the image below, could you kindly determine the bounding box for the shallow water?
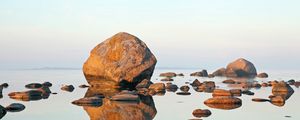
[0,69,299,120]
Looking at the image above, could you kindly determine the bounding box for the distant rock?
[190,70,208,77]
[192,109,211,118]
[212,68,226,76]
[257,73,268,78]
[5,103,25,112]
[83,32,157,88]
[61,85,75,92]
[159,72,177,77]
[225,58,257,77]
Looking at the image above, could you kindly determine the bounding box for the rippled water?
[0,69,299,120]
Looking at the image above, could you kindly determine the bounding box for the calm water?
[0,69,299,120]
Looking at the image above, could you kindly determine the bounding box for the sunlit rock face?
[83,32,157,87]
[225,58,257,78]
[83,87,157,120]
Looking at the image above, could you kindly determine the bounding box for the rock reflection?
[0,105,6,119]
[79,86,157,120]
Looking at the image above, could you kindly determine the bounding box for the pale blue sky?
[0,0,300,70]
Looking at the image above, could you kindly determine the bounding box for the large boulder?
[225,58,257,77]
[83,32,157,87]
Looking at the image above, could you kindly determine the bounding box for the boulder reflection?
[81,86,157,120]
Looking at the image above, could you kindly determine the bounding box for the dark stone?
[5,103,25,112]
[25,83,43,89]
[180,85,190,92]
[61,85,75,92]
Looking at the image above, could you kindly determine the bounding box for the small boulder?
[5,103,25,112]
[165,83,178,92]
[270,96,285,106]
[241,90,255,96]
[257,73,268,78]
[287,79,295,85]
[61,85,75,92]
[190,79,202,87]
[25,83,43,89]
[180,85,190,92]
[229,89,242,96]
[192,109,211,118]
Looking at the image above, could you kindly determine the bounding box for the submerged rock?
[225,58,257,78]
[192,109,211,118]
[61,85,75,92]
[159,72,177,77]
[5,103,25,112]
[83,32,157,88]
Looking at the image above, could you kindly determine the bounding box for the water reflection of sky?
[0,69,299,120]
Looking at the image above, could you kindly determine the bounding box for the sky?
[0,0,300,71]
